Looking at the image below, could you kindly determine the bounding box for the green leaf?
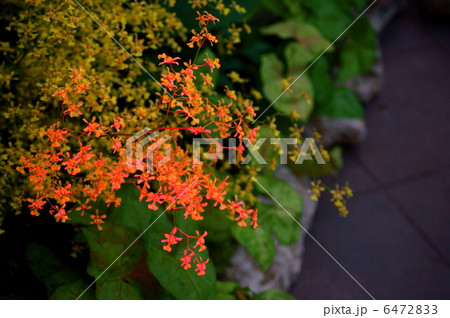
[200,204,234,244]
[108,183,153,234]
[81,185,157,300]
[255,175,303,245]
[302,0,353,40]
[215,281,240,300]
[50,280,96,300]
[315,87,364,119]
[261,19,331,56]
[254,289,296,300]
[145,211,217,300]
[82,223,143,280]
[310,58,334,106]
[26,244,79,297]
[284,42,315,73]
[337,18,377,82]
[310,59,365,119]
[96,280,144,300]
[256,175,303,212]
[231,225,275,271]
[336,0,368,11]
[260,53,284,84]
[288,146,344,177]
[260,53,314,120]
[261,0,302,16]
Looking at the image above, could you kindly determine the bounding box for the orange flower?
[46,123,69,148]
[64,102,83,117]
[54,183,72,205]
[193,231,207,252]
[188,127,211,135]
[161,228,182,252]
[200,73,214,87]
[250,208,258,229]
[83,116,104,137]
[27,197,46,216]
[180,250,194,270]
[76,202,92,216]
[204,54,220,72]
[55,205,69,223]
[90,212,107,230]
[74,82,90,94]
[110,116,125,132]
[195,258,209,276]
[158,53,181,65]
[196,11,219,26]
[69,68,84,80]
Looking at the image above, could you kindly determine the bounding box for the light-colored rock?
[311,116,367,148]
[367,0,407,34]
[345,45,384,104]
[224,167,317,293]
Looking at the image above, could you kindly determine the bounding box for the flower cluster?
[309,180,353,217]
[161,228,209,275]
[330,183,353,217]
[18,11,259,274]
[309,180,325,201]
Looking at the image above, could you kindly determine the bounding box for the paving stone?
[291,193,450,299]
[386,167,450,262]
[356,44,450,184]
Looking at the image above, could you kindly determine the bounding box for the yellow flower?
[227,71,249,84]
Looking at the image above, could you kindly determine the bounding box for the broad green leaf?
[284,42,315,73]
[261,0,302,16]
[256,175,303,213]
[338,18,377,82]
[26,244,79,297]
[289,146,344,177]
[200,204,234,244]
[302,0,353,40]
[336,0,368,11]
[254,288,296,300]
[310,59,364,119]
[260,53,314,120]
[309,58,334,106]
[261,19,331,56]
[263,203,302,246]
[96,279,144,300]
[80,183,163,299]
[315,87,364,119]
[255,175,303,245]
[82,223,143,280]
[231,225,275,271]
[215,281,240,300]
[50,280,96,300]
[145,211,217,300]
[108,183,153,234]
[260,53,284,84]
